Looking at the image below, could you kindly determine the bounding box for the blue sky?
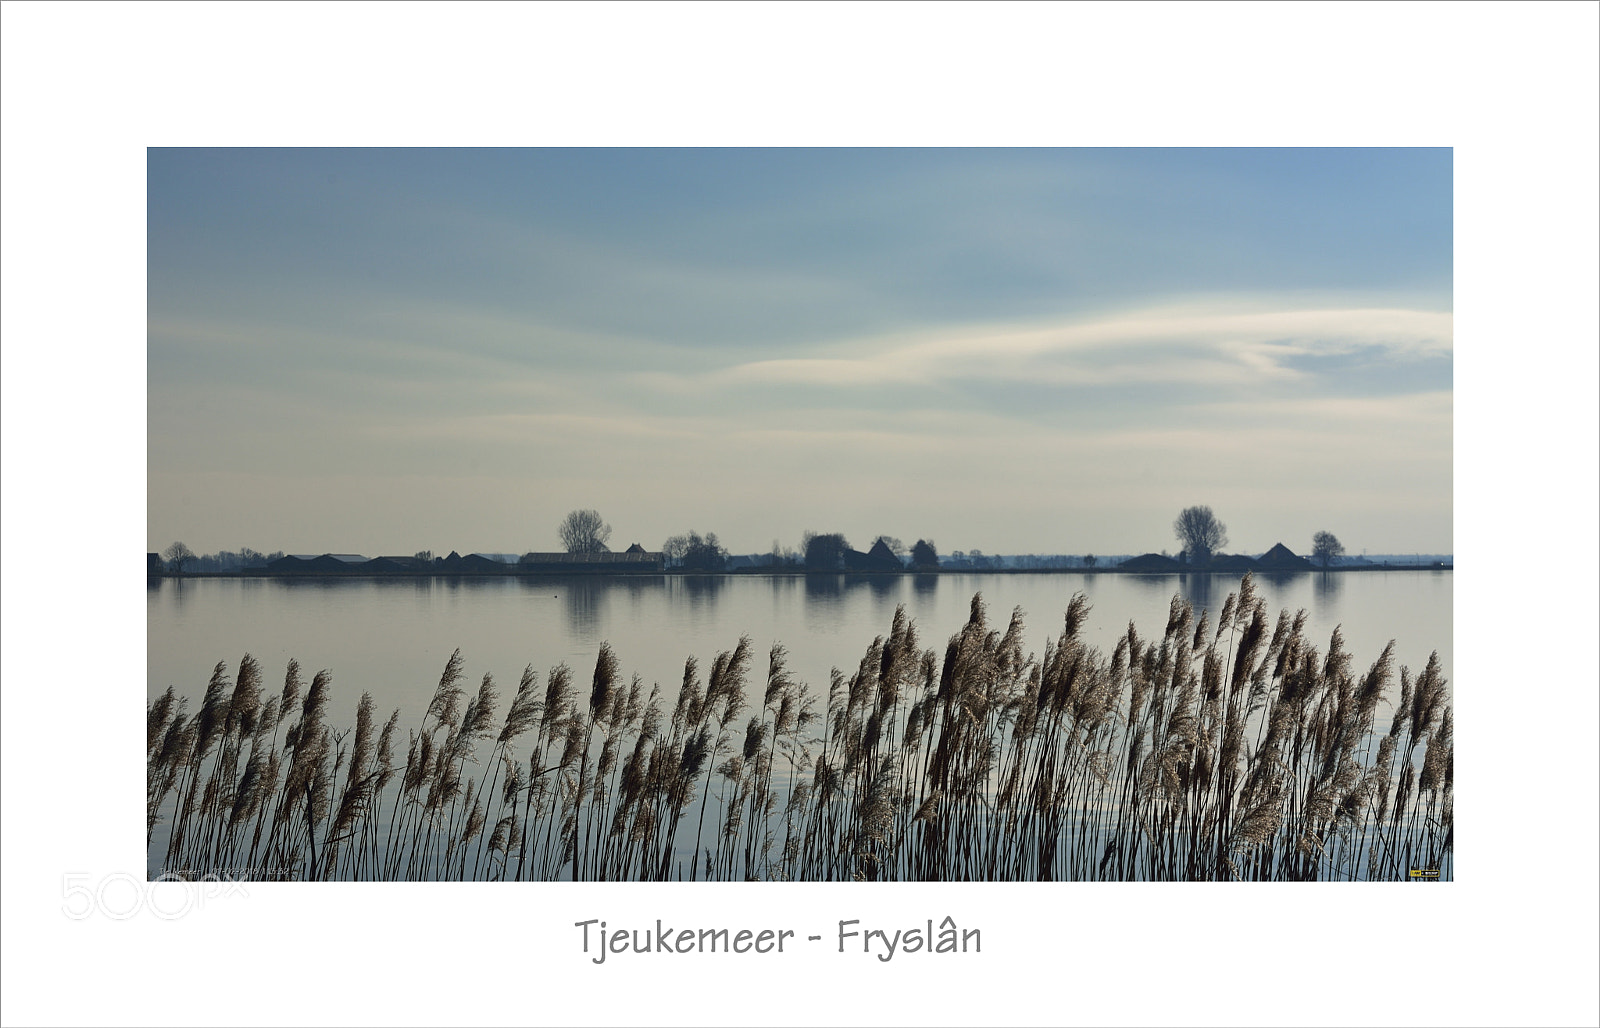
[148,147,1452,556]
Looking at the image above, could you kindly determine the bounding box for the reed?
[147,574,1452,882]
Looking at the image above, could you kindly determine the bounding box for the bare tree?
[1312,530,1345,568]
[1083,554,1097,568]
[558,509,612,554]
[1173,506,1228,565]
[162,541,195,574]
[661,534,690,567]
[661,530,725,570]
[682,531,726,571]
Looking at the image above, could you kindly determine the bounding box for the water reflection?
[151,570,1451,742]
[1253,571,1304,593]
[669,575,728,621]
[863,575,900,602]
[1178,573,1219,612]
[1125,573,1178,603]
[560,579,606,638]
[1123,572,1313,620]
[803,573,845,605]
[1313,571,1343,609]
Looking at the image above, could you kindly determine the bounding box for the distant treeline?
[149,538,1453,578]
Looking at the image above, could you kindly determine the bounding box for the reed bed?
[147,574,1452,881]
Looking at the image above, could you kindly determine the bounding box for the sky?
[148,147,1453,558]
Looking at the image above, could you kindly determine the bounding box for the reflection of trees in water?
[803,573,845,606]
[510,575,660,640]
[1313,570,1343,608]
[803,574,912,630]
[803,573,901,605]
[612,575,663,619]
[768,574,801,604]
[911,572,938,597]
[1177,573,1276,618]
[674,574,728,616]
[160,575,194,611]
[1177,572,1215,614]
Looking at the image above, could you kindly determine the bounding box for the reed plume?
[147,573,1449,883]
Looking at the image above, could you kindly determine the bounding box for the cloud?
[708,303,1452,392]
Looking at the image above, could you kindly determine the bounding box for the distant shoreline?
[150,563,1452,580]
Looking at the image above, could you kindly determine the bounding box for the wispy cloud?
[708,304,1452,392]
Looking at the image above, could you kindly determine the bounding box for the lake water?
[148,570,1452,734]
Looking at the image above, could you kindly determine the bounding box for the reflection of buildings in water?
[614,574,665,619]
[864,573,902,595]
[558,573,729,637]
[1254,571,1302,593]
[1125,573,1179,599]
[560,579,605,638]
[1252,572,1303,615]
[801,574,856,633]
[858,574,909,627]
[803,573,902,606]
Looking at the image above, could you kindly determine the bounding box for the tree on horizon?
[1312,530,1345,568]
[1173,505,1228,566]
[162,541,195,574]
[558,509,612,554]
[804,532,849,571]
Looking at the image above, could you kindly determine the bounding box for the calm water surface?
[149,571,1453,732]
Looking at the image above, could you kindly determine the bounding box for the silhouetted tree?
[910,539,939,569]
[672,530,727,571]
[1312,530,1345,568]
[804,532,849,571]
[162,541,195,574]
[1173,506,1228,566]
[1083,554,1097,568]
[558,509,612,554]
[662,535,690,567]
